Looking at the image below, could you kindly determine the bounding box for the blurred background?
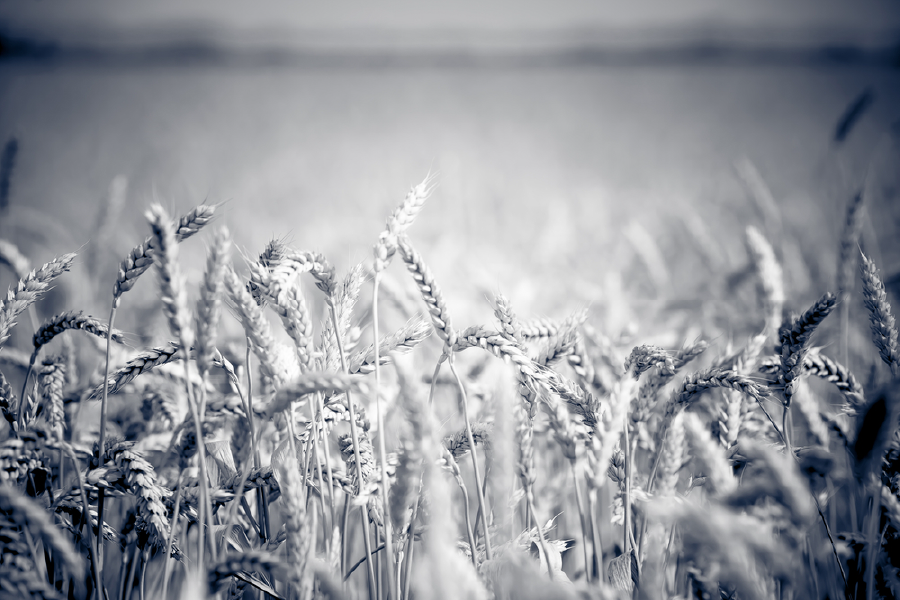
[0,1,899,346]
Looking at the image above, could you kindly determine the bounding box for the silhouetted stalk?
[448,352,493,560]
[330,301,377,600]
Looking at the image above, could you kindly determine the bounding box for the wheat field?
[1,97,900,600]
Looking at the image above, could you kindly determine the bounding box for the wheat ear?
[225,267,286,386]
[113,203,216,300]
[746,225,784,335]
[196,226,230,381]
[0,252,76,351]
[624,344,675,380]
[779,292,837,407]
[32,311,125,356]
[860,250,898,375]
[350,316,431,375]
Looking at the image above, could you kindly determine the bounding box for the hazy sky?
[2,1,899,48]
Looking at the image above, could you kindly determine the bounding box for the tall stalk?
[96,300,118,594]
[330,301,377,600]
[447,352,493,560]
[371,271,397,599]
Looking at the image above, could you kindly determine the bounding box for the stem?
[402,488,421,600]
[783,404,793,458]
[589,489,603,582]
[62,445,102,600]
[341,493,351,580]
[96,301,117,593]
[307,399,329,549]
[454,475,478,568]
[243,341,269,544]
[345,543,387,582]
[330,301,377,600]
[526,492,553,582]
[570,461,592,582]
[183,356,215,565]
[448,352,492,560]
[814,494,847,589]
[372,272,397,599]
[98,302,116,463]
[316,392,337,539]
[139,548,148,600]
[16,356,34,432]
[865,482,882,600]
[400,360,441,600]
[161,472,183,600]
[756,396,787,447]
[122,545,139,600]
[623,420,632,556]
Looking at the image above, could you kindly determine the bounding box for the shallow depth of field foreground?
[2,119,900,599]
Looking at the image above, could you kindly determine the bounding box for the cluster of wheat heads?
[0,177,899,600]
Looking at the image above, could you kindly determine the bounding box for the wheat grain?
[759,351,864,414]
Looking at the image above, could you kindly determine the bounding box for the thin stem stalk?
[447,352,492,560]
[330,301,377,600]
[372,272,397,598]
